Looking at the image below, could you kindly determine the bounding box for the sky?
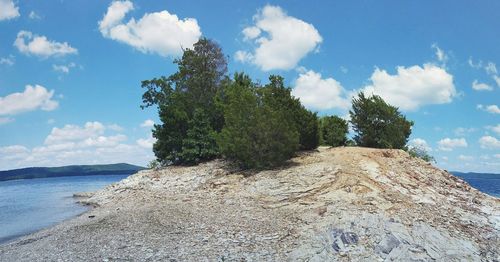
[0,0,499,172]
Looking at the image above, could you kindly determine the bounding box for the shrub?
[320,116,348,147]
[350,92,413,149]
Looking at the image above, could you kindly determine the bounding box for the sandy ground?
[0,147,499,261]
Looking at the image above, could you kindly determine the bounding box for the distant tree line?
[142,38,418,169]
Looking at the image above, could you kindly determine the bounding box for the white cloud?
[234,50,253,63]
[98,0,201,57]
[0,121,155,170]
[484,62,497,76]
[291,69,350,110]
[458,155,474,161]
[45,121,105,145]
[494,75,500,88]
[52,62,76,74]
[488,124,500,136]
[140,119,155,128]
[477,104,500,114]
[409,138,432,152]
[363,63,456,111]
[0,117,14,125]
[471,80,493,91]
[0,0,19,21]
[0,85,59,116]
[0,56,14,66]
[14,31,78,58]
[431,43,447,63]
[107,124,124,132]
[479,136,500,149]
[236,5,322,71]
[454,127,476,136]
[136,135,156,149]
[28,11,41,20]
[437,138,467,151]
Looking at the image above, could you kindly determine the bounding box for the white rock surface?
[0,147,498,261]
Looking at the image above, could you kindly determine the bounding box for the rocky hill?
[0,147,498,261]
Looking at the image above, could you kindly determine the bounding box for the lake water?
[0,175,128,244]
[458,176,500,198]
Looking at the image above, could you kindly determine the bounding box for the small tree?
[320,116,348,147]
[350,92,413,149]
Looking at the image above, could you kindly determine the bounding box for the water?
[0,175,128,244]
[458,176,500,198]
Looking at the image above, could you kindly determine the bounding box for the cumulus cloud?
[0,121,155,170]
[363,63,456,111]
[98,0,201,57]
[409,138,432,152]
[14,31,78,58]
[471,80,493,91]
[477,104,500,114]
[479,136,500,149]
[437,138,467,151]
[0,0,19,21]
[0,85,59,116]
[291,69,350,110]
[236,5,322,71]
[140,119,155,128]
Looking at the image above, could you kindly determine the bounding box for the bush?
[320,116,348,147]
[407,146,435,163]
[350,92,413,149]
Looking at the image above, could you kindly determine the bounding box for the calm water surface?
[0,175,128,244]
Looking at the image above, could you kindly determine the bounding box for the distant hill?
[452,172,500,180]
[0,163,145,182]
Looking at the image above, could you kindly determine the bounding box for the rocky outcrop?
[0,147,498,261]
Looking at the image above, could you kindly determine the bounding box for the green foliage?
[350,92,413,149]
[407,146,435,163]
[179,108,219,164]
[217,73,300,169]
[142,38,227,165]
[320,116,348,147]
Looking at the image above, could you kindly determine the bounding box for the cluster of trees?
[142,38,418,169]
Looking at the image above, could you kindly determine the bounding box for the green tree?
[320,116,348,147]
[350,92,413,149]
[260,75,319,150]
[407,146,435,163]
[141,38,227,165]
[218,73,299,169]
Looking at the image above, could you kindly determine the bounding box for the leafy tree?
[218,73,299,169]
[320,116,348,147]
[350,92,413,149]
[141,38,227,165]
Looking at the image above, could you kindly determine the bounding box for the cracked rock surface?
[0,147,499,261]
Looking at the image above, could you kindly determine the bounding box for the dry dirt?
[0,147,499,261]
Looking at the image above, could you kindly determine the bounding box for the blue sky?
[0,0,499,172]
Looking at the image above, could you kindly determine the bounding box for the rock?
[375,233,400,254]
